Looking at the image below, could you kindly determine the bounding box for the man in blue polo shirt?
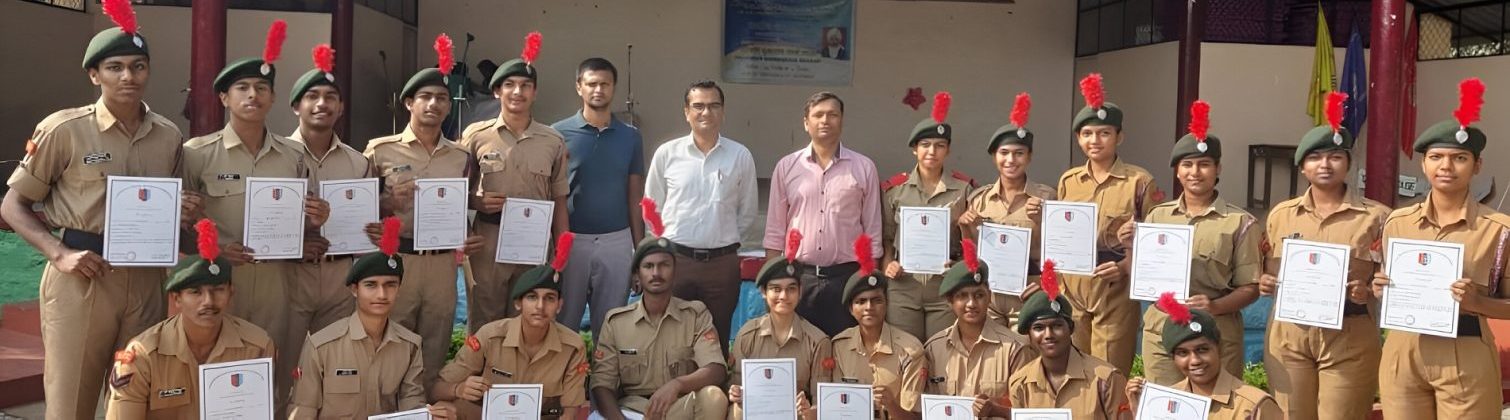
[552,57,645,339]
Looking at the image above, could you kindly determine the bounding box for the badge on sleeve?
[466,335,481,352]
[701,329,717,342]
[576,361,590,375]
[822,357,835,371]
[292,367,302,380]
[594,349,605,360]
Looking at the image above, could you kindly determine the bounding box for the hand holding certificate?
[900,206,952,275]
[104,176,182,266]
[1041,201,1098,276]
[919,394,975,419]
[412,178,469,251]
[742,358,799,420]
[482,384,543,420]
[242,178,307,260]
[979,223,1032,296]
[1129,223,1194,301]
[1134,382,1211,420]
[198,357,274,419]
[1381,238,1465,338]
[495,198,555,265]
[320,178,380,255]
[815,383,872,420]
[1274,239,1351,330]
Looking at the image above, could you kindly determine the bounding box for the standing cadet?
[831,235,924,420]
[432,232,589,420]
[462,32,571,331]
[1056,74,1160,374]
[105,221,277,419]
[0,2,186,417]
[591,203,730,420]
[1257,92,1385,420]
[1126,295,1281,419]
[1372,78,1510,419]
[1007,261,1129,420]
[880,92,973,341]
[1141,101,1259,384]
[729,230,835,420]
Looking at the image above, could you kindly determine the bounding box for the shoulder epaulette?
[951,170,978,188]
[882,172,909,191]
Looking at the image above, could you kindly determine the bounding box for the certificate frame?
[899,206,952,275]
[1381,238,1465,338]
[367,407,432,419]
[815,382,873,420]
[1129,222,1195,302]
[741,358,799,420]
[979,223,1033,296]
[241,177,308,260]
[1041,200,1099,276]
[919,394,976,419]
[1134,382,1211,420]
[319,178,381,256]
[1273,238,1351,330]
[494,198,556,265]
[481,383,543,420]
[198,357,274,419]
[1011,408,1074,420]
[103,176,182,267]
[411,178,469,251]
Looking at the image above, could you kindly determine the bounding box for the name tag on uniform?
[217,173,242,181]
[490,368,513,378]
[840,377,860,384]
[158,387,185,398]
[83,152,112,165]
[384,164,412,176]
[929,376,946,384]
[618,349,638,355]
[335,369,358,376]
[482,151,501,160]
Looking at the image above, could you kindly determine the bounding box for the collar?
[904,166,967,194]
[569,110,621,132]
[629,297,686,324]
[835,324,898,357]
[219,124,279,156]
[497,117,548,141]
[93,98,155,137]
[342,312,404,346]
[1296,185,1366,215]
[498,317,564,354]
[947,321,1007,353]
[1417,191,1478,230]
[756,314,811,346]
[1077,158,1133,181]
[288,129,344,161]
[682,133,726,154]
[1173,194,1228,218]
[399,125,456,149]
[986,179,1033,202]
[1205,370,1244,405]
[1026,348,1090,386]
[162,314,247,365]
[799,144,850,163]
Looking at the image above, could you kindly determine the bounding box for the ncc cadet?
[728,230,835,420]
[1372,78,1510,419]
[432,232,589,420]
[830,235,924,420]
[105,221,276,420]
[1056,74,1160,374]
[0,1,187,417]
[1257,91,1386,420]
[1127,295,1281,419]
[880,92,974,341]
[1007,261,1128,420]
[590,201,730,420]
[462,32,572,331]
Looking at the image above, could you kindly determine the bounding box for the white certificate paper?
[815,382,872,420]
[482,384,542,420]
[368,408,431,419]
[198,357,274,419]
[1274,239,1351,330]
[1041,201,1099,276]
[242,177,307,260]
[411,178,468,251]
[1381,238,1465,338]
[1135,383,1211,420]
[899,206,952,275]
[1012,408,1074,420]
[920,394,975,420]
[742,358,799,420]
[979,223,1033,295]
[495,198,555,265]
[103,176,181,266]
[320,178,380,256]
[1130,223,1195,301]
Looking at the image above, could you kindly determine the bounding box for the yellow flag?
[1307,7,1336,125]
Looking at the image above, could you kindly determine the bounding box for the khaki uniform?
[105,315,276,420]
[729,314,834,419]
[288,313,426,419]
[1141,196,1259,385]
[1056,159,1159,373]
[904,320,1038,414]
[1379,193,1510,419]
[881,168,973,341]
[6,100,181,419]
[592,298,729,419]
[458,119,568,331]
[965,179,1058,328]
[364,127,470,389]
[1007,349,1127,420]
[1168,371,1282,420]
[830,323,925,419]
[1261,188,1387,420]
[436,317,589,419]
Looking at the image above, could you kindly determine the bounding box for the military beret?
[1294,125,1354,166]
[165,255,232,293]
[1414,120,1487,156]
[909,92,953,147]
[1161,308,1222,353]
[214,57,276,94]
[1072,103,1124,133]
[938,240,986,297]
[634,199,675,269]
[345,251,404,286]
[988,124,1033,154]
[510,264,563,301]
[288,69,336,107]
[632,236,675,270]
[83,28,149,70]
[1169,133,1222,167]
[489,58,538,90]
[756,257,801,289]
[841,271,888,306]
[401,68,449,100]
[1016,291,1073,335]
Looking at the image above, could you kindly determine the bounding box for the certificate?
[1012,408,1073,420]
[481,384,542,420]
[979,223,1032,295]
[198,357,274,419]
[1129,223,1194,301]
[1381,238,1464,338]
[495,198,555,265]
[1041,201,1099,276]
[1135,383,1211,420]
[899,206,952,275]
[742,358,798,420]
[411,178,468,251]
[320,178,380,255]
[242,178,307,260]
[368,408,431,419]
[1274,239,1351,330]
[815,382,872,420]
[103,176,182,266]
[919,394,975,420]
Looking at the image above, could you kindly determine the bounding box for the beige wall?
[0,2,95,163]
[1072,42,1180,190]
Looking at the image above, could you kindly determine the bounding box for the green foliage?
[449,325,465,360]
[1130,355,1144,378]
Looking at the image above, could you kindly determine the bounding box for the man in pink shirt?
[764,91,883,336]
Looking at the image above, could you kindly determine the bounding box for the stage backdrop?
[722,0,854,86]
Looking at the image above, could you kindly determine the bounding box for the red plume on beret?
[434,33,454,75]
[1010,92,1032,129]
[854,234,874,277]
[195,219,220,262]
[263,20,287,64]
[785,229,803,263]
[521,32,543,64]
[640,197,665,237]
[1325,91,1347,133]
[1188,100,1210,141]
[1041,259,1060,302]
[312,44,335,74]
[379,216,401,257]
[1157,292,1193,325]
[931,92,951,124]
[551,232,575,272]
[1456,77,1486,129]
[961,238,979,274]
[1079,73,1105,110]
[102,0,138,35]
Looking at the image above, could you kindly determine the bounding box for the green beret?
[83,27,149,69]
[632,236,675,270]
[1072,103,1124,133]
[1169,134,1222,167]
[510,264,562,301]
[909,118,952,147]
[488,58,537,90]
[938,261,989,297]
[165,255,232,293]
[1413,120,1487,156]
[1293,125,1355,166]
[841,271,888,306]
[1161,309,1222,353]
[755,258,800,288]
[345,252,404,286]
[401,68,449,100]
[289,68,337,107]
[988,124,1033,153]
[214,57,275,93]
[1016,291,1073,335]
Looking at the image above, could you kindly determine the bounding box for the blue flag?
[1339,24,1367,135]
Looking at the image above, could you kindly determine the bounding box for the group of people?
[7,3,1509,420]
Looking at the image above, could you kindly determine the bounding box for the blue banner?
[723,0,855,86]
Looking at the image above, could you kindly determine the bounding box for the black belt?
[63,229,197,255]
[797,261,859,278]
[673,242,740,262]
[540,396,563,418]
[397,237,447,255]
[1028,258,1042,276]
[1096,250,1125,265]
[477,211,501,225]
[1343,301,1369,316]
[1461,314,1483,337]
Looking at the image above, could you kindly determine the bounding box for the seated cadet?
[590,200,729,420]
[1007,261,1128,419]
[1126,294,1280,419]
[432,232,589,420]
[831,234,924,420]
[289,218,455,419]
[903,239,1037,420]
[728,230,834,420]
[106,220,276,420]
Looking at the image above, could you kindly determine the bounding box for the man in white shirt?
[644,80,759,353]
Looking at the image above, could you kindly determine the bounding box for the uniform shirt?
[763,145,882,266]
[1383,192,1510,306]
[7,99,182,233]
[830,323,924,411]
[181,126,306,244]
[880,167,972,263]
[437,317,590,411]
[1263,187,1389,312]
[643,134,759,249]
[553,112,644,234]
[966,180,1058,259]
[1057,159,1160,251]
[591,298,726,396]
[105,315,275,420]
[363,127,469,237]
[459,118,569,202]
[288,131,372,195]
[904,320,1037,411]
[1007,349,1127,420]
[1145,196,1261,299]
[729,314,834,397]
[289,314,426,419]
[1171,371,1282,420]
